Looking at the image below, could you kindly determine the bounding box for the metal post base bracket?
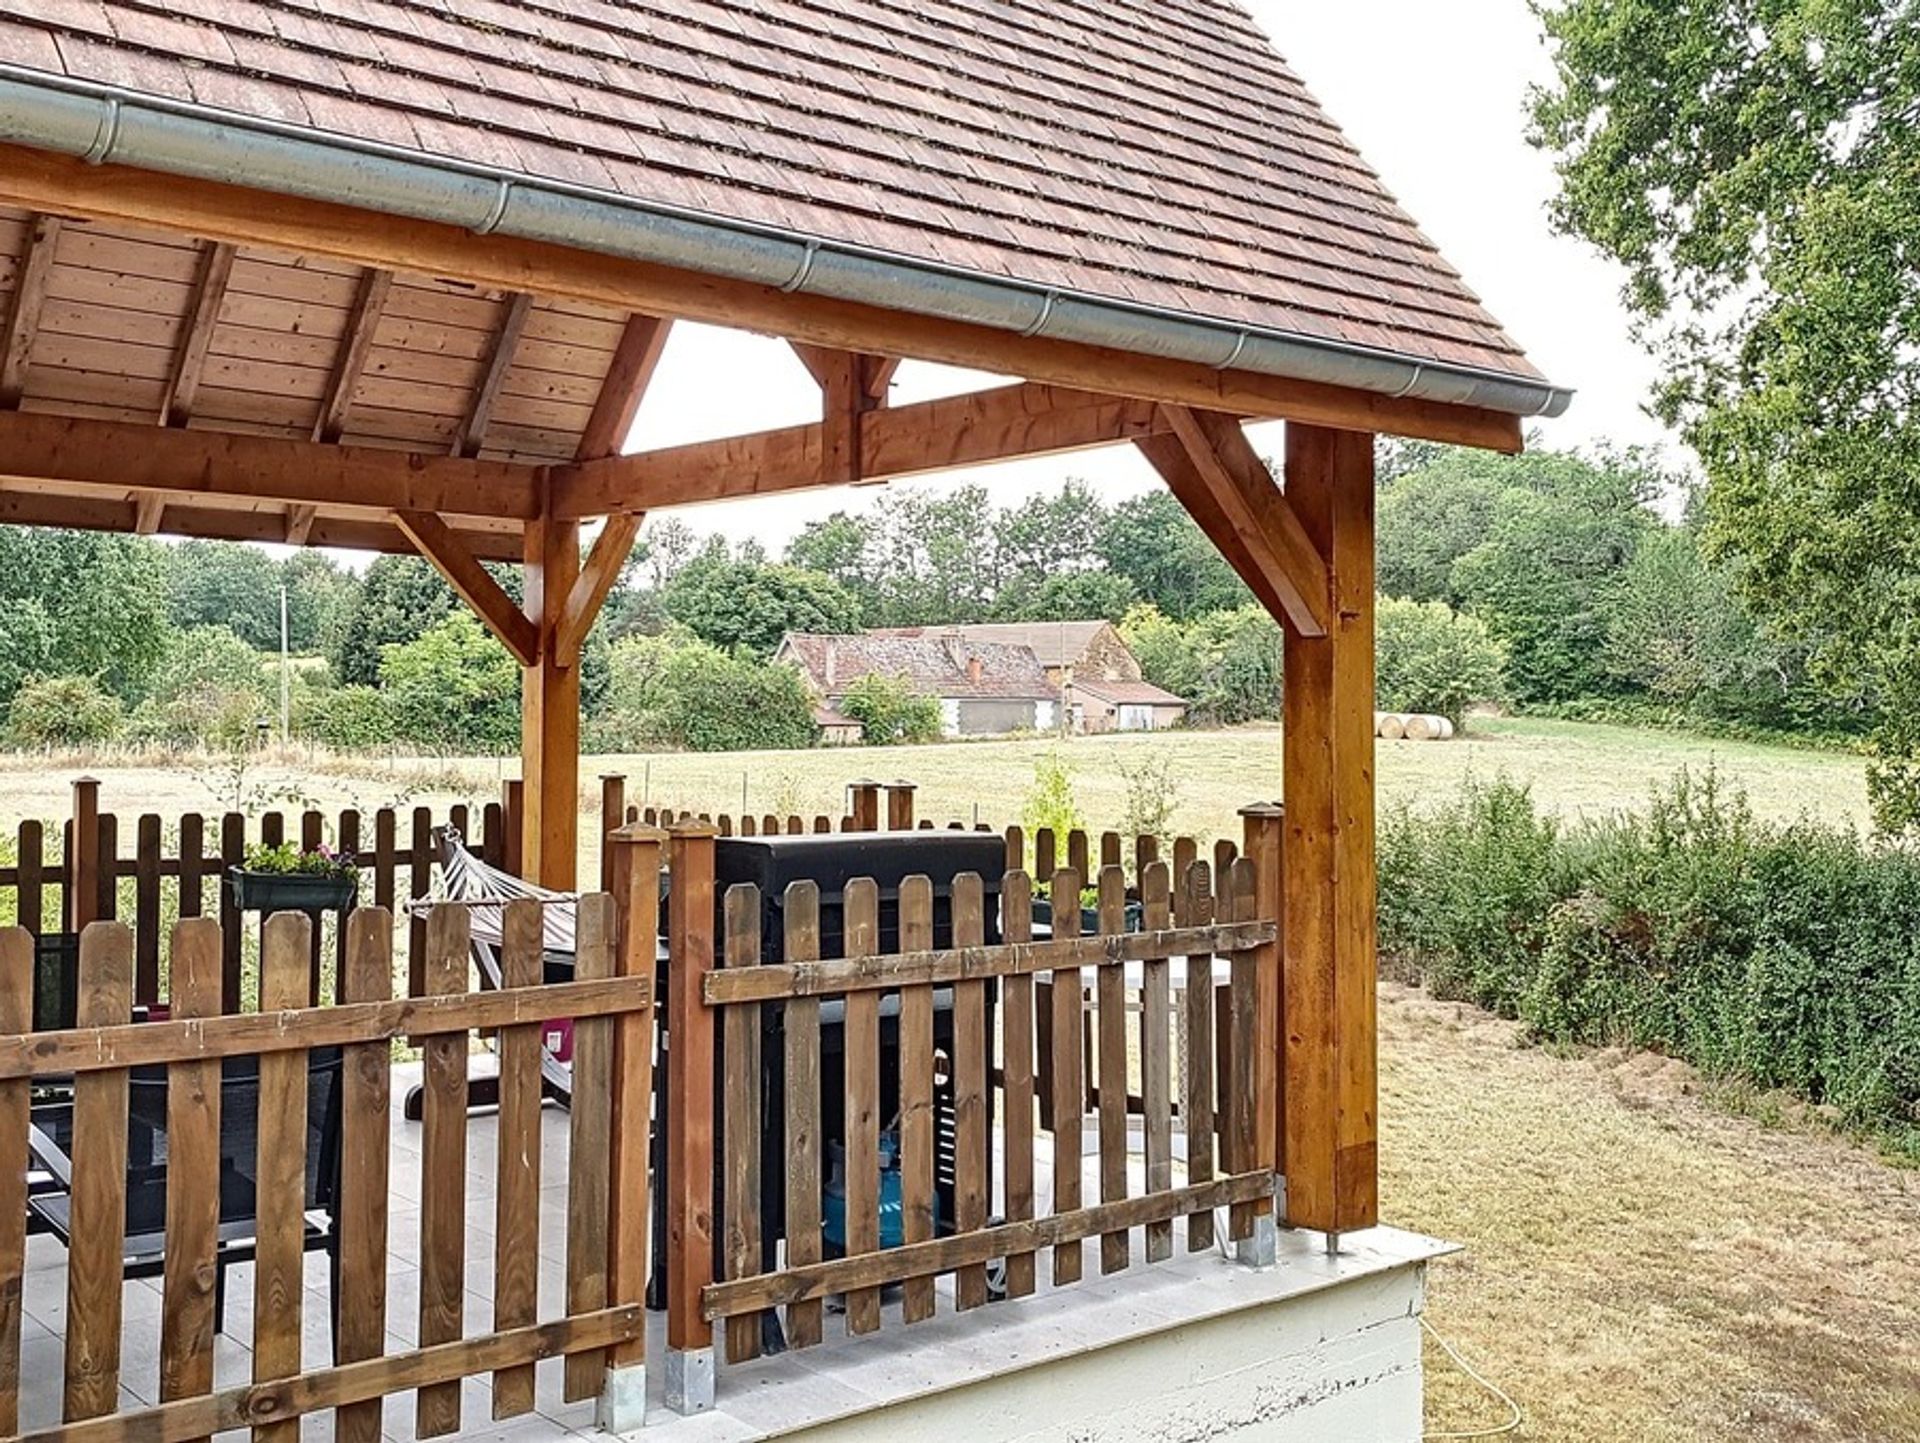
[598,1362,647,1435]
[665,1347,715,1415]
[1237,1214,1278,1270]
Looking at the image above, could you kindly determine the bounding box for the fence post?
[599,775,626,893]
[1240,803,1286,1255]
[665,823,718,1413]
[847,779,880,832]
[68,777,100,933]
[501,779,524,878]
[884,779,916,831]
[602,824,664,1432]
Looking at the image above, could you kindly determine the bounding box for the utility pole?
[279,583,291,746]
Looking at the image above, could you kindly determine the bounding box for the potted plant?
[228,841,359,914]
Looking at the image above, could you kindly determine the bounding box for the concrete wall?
[781,1262,1426,1443]
[954,698,1041,735]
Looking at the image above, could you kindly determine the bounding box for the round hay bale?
[1405,713,1449,741]
[1377,712,1406,741]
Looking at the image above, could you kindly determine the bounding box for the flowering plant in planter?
[229,841,359,912]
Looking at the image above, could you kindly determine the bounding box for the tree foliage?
[0,529,168,703]
[7,674,124,748]
[1530,0,1920,825]
[1375,598,1506,726]
[663,539,863,655]
[837,671,944,745]
[378,612,521,754]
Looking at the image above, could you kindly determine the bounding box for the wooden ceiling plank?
[1160,403,1330,636]
[574,314,671,461]
[0,214,62,409]
[0,483,520,558]
[552,381,1164,519]
[0,149,1523,451]
[160,240,238,427]
[554,512,642,665]
[393,508,540,666]
[455,291,534,458]
[0,408,539,520]
[314,268,393,443]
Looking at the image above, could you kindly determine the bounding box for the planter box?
[227,868,357,914]
[1031,896,1143,934]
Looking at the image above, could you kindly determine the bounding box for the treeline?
[0,436,1851,756]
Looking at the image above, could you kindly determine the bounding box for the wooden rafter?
[284,505,317,547]
[0,147,1525,452]
[159,241,237,427]
[133,493,165,537]
[554,512,642,665]
[314,268,392,444]
[575,314,671,461]
[0,409,538,520]
[0,485,520,559]
[0,213,61,409]
[1159,404,1331,636]
[455,291,533,458]
[552,382,1165,519]
[393,509,540,666]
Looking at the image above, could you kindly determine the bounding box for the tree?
[379,612,521,754]
[280,551,358,655]
[649,641,818,752]
[1530,0,1920,825]
[993,570,1136,623]
[129,624,271,748]
[662,540,863,656]
[331,556,457,685]
[838,672,943,745]
[0,528,168,703]
[7,675,123,748]
[165,541,284,650]
[1375,597,1506,728]
[1376,453,1509,605]
[1096,491,1247,620]
[786,511,877,613]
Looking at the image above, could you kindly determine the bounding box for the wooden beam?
[521,487,582,889]
[1161,404,1331,636]
[159,241,237,427]
[1134,432,1299,628]
[132,493,164,537]
[393,510,541,667]
[553,382,1164,519]
[553,513,641,666]
[0,214,60,408]
[0,409,538,519]
[314,269,392,443]
[0,483,520,558]
[861,355,903,403]
[1280,422,1378,1237]
[575,314,671,461]
[284,505,317,547]
[455,291,533,458]
[0,148,1526,452]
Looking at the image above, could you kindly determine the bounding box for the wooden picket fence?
[657,829,1282,1403]
[0,783,512,1014]
[0,881,653,1441]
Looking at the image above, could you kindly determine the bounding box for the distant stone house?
[775,632,1061,738]
[873,621,1187,732]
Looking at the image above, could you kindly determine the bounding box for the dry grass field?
[0,717,1908,1438]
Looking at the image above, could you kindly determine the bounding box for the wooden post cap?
[610,823,669,844]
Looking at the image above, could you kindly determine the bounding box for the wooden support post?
[665,824,718,1413]
[1280,424,1378,1238]
[884,780,916,831]
[68,777,100,934]
[602,825,664,1432]
[847,780,880,833]
[1240,803,1285,1224]
[598,775,626,894]
[521,484,582,889]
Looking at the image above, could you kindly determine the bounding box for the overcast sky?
[624,0,1673,556]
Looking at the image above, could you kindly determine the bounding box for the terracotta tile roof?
[1073,678,1187,707]
[779,632,1058,701]
[0,0,1542,382]
[873,621,1112,672]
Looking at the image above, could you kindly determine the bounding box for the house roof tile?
[781,632,1059,701]
[4,0,1544,383]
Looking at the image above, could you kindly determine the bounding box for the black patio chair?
[27,1047,346,1337]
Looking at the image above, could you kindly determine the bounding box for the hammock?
[413,829,577,1096]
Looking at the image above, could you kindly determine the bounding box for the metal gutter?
[0,67,1574,420]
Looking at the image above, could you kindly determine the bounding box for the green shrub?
[1021,751,1084,844]
[8,674,124,747]
[589,631,817,753]
[1381,767,1920,1151]
[838,671,943,745]
[379,613,520,754]
[127,624,270,748]
[1374,596,1505,727]
[299,684,396,750]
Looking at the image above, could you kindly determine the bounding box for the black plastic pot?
[227,868,357,914]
